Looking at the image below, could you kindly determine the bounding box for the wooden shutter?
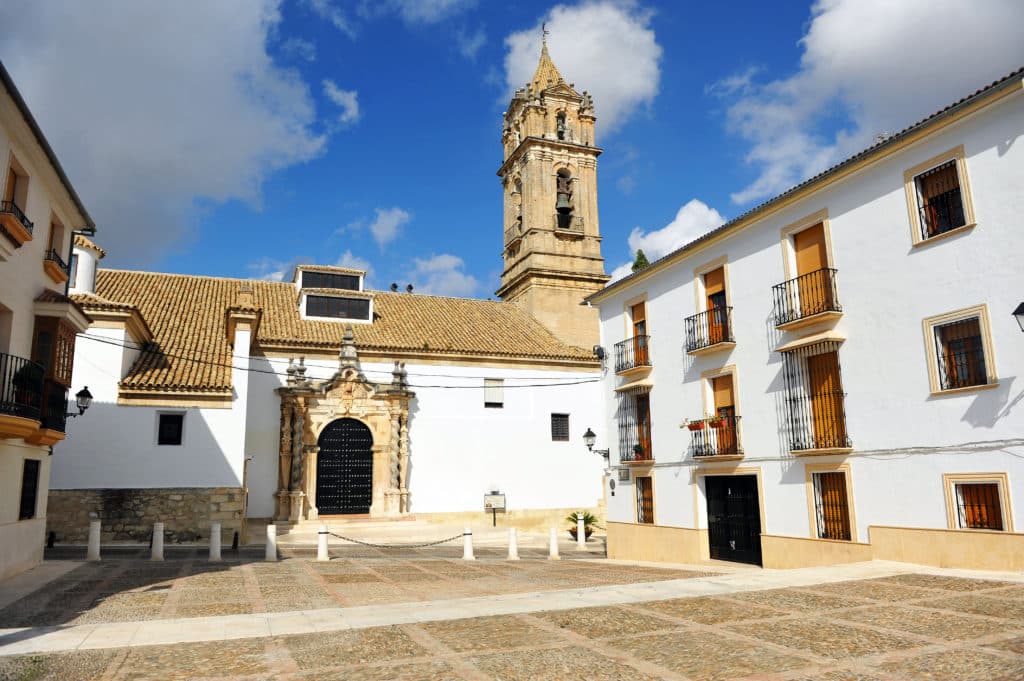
[807,351,846,448]
[712,376,737,454]
[918,162,959,201]
[814,472,851,540]
[957,483,1003,530]
[938,318,985,388]
[704,268,727,343]
[4,168,16,203]
[636,393,652,459]
[636,476,654,524]
[631,302,648,364]
[793,223,832,314]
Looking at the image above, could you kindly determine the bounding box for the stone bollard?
[462,526,475,560]
[317,524,329,562]
[209,522,222,562]
[265,523,278,562]
[151,522,165,561]
[548,527,560,560]
[507,527,520,560]
[86,520,101,561]
[576,514,587,550]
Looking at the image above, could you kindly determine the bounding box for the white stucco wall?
[598,90,1024,538]
[243,356,605,518]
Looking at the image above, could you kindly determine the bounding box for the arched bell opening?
[316,417,373,515]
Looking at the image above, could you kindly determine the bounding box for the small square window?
[922,305,996,395]
[914,160,966,239]
[954,482,1003,530]
[551,413,569,441]
[484,378,503,408]
[158,413,184,445]
[812,471,851,540]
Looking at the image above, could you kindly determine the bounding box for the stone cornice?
[497,137,602,177]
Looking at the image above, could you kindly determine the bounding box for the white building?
[0,62,94,579]
[589,68,1024,571]
[49,44,612,543]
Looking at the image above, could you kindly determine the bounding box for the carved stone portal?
[274,326,414,520]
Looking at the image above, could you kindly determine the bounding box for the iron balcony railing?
[40,379,68,433]
[919,186,966,240]
[613,335,651,373]
[0,200,34,235]
[45,248,70,274]
[620,445,653,464]
[553,213,583,230]
[0,352,44,421]
[690,415,742,458]
[781,340,852,451]
[685,307,734,352]
[772,267,841,326]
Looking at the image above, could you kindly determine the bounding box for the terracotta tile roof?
[71,291,135,312]
[35,289,90,318]
[91,269,594,392]
[73,234,105,258]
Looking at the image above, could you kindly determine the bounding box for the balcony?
[685,307,735,355]
[772,268,842,330]
[689,415,743,460]
[0,200,34,247]
[44,248,70,284]
[614,335,651,374]
[0,352,44,439]
[619,443,653,465]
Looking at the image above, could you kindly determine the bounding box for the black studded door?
[316,418,374,515]
[705,475,762,566]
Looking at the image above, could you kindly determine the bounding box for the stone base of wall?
[415,506,606,534]
[47,488,243,544]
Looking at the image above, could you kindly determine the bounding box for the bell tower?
[496,40,609,349]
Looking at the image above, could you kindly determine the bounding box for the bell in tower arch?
[556,171,573,215]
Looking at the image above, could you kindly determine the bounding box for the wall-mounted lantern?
[67,386,93,418]
[1014,302,1024,333]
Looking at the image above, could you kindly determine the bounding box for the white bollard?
[462,526,475,560]
[548,527,560,560]
[317,523,329,562]
[577,514,587,550]
[209,522,222,562]
[265,523,278,562]
[86,520,101,561]
[151,522,164,561]
[507,527,520,560]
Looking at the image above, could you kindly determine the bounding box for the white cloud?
[456,27,487,60]
[369,207,411,250]
[504,2,662,133]
[411,254,480,297]
[322,80,360,124]
[247,257,290,282]
[719,0,1024,205]
[389,0,476,24]
[336,249,371,273]
[0,1,326,266]
[305,0,355,37]
[608,199,726,282]
[280,37,317,62]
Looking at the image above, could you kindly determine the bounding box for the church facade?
[48,45,613,543]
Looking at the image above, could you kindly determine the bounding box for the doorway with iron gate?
[316,418,373,515]
[705,474,762,566]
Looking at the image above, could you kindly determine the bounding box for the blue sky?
[2,1,1021,295]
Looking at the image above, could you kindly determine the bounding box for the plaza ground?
[0,542,1023,680]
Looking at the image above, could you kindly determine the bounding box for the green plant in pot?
[567,511,597,541]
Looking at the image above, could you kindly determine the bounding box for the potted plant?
[708,414,727,429]
[567,511,597,540]
[686,418,705,431]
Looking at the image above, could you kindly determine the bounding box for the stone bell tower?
[495,39,609,349]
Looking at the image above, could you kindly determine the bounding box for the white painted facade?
[0,65,93,579]
[594,78,1024,559]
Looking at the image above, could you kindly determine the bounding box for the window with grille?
[19,458,40,520]
[301,270,360,291]
[914,160,965,239]
[551,413,569,441]
[306,295,370,321]
[781,341,850,451]
[484,378,504,408]
[617,388,652,461]
[812,471,852,540]
[955,482,1003,530]
[158,413,185,445]
[635,475,654,524]
[934,317,987,390]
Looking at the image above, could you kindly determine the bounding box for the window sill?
[912,222,976,248]
[615,364,652,378]
[0,213,33,247]
[790,447,853,457]
[687,341,736,357]
[930,381,998,398]
[693,454,744,462]
[43,260,69,284]
[776,310,843,332]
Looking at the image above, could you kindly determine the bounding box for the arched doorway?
[316,418,373,515]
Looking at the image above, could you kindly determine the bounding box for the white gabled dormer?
[293,265,374,324]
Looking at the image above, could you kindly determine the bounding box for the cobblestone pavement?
[1,550,1023,680]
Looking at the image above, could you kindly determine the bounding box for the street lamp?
[67,386,93,417]
[582,427,610,462]
[1014,302,1024,333]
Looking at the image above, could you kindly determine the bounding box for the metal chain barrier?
[327,531,466,549]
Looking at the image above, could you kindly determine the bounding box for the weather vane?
[542,22,549,42]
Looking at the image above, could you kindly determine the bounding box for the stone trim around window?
[921,303,997,396]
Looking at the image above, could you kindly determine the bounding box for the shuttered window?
[812,471,852,540]
[551,413,569,441]
[915,160,966,238]
[484,378,504,408]
[955,483,1003,530]
[306,295,370,321]
[635,475,654,524]
[935,317,987,390]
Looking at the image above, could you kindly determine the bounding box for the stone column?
[276,400,293,520]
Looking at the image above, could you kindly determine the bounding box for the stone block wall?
[47,487,243,544]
